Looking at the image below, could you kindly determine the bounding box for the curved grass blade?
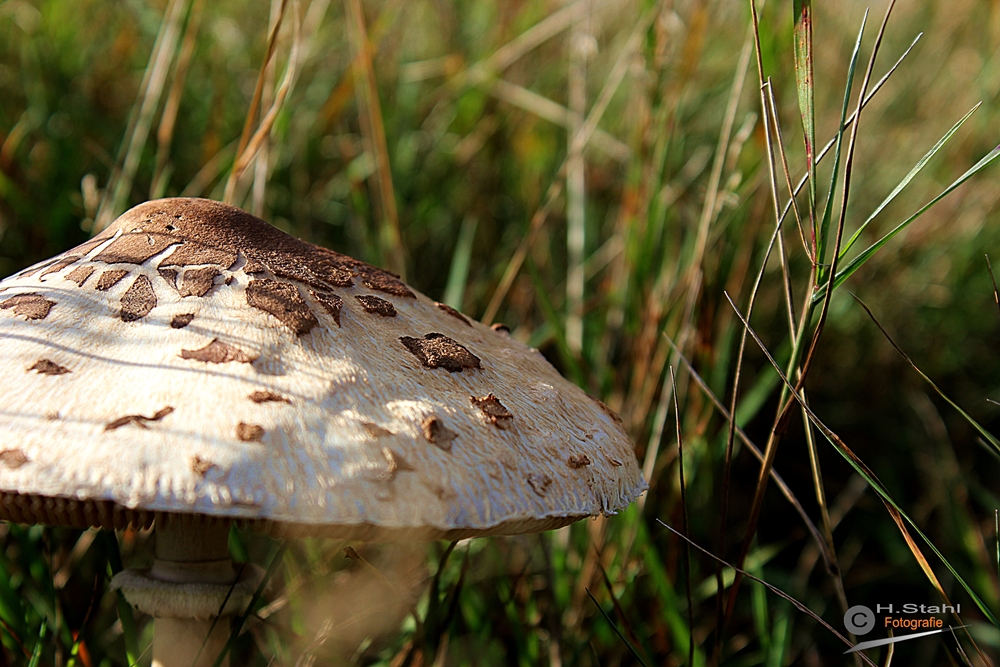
[655,521,878,666]
[850,294,1000,456]
[212,541,288,667]
[778,32,923,229]
[793,0,817,244]
[26,621,45,667]
[724,293,1000,629]
[817,10,867,274]
[819,143,1000,300]
[839,103,982,260]
[585,588,649,667]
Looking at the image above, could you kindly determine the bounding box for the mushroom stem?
[112,516,263,667]
[152,618,231,667]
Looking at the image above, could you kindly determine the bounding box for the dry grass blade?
[95,0,189,231]
[884,503,948,601]
[223,0,297,204]
[344,0,406,278]
[665,333,836,573]
[152,0,206,199]
[180,140,237,197]
[670,367,695,666]
[763,80,798,339]
[792,0,817,247]
[251,0,283,218]
[459,0,611,91]
[566,3,590,355]
[488,80,629,161]
[656,520,879,665]
[317,0,405,133]
[767,82,810,260]
[481,0,662,324]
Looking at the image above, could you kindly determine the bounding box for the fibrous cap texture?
[0,198,646,539]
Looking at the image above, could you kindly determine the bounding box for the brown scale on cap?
[362,422,393,438]
[236,423,265,442]
[180,339,256,364]
[355,295,396,317]
[527,473,553,496]
[249,390,290,404]
[120,275,156,322]
[158,268,179,288]
[399,333,481,372]
[310,290,343,327]
[178,267,219,297]
[421,416,457,451]
[95,269,129,291]
[65,265,95,286]
[359,271,414,298]
[376,447,415,482]
[170,313,195,328]
[568,454,592,469]
[436,302,471,326]
[28,359,70,376]
[105,407,174,431]
[1,294,55,320]
[471,393,513,429]
[242,258,265,274]
[17,257,61,279]
[39,257,79,279]
[160,242,237,270]
[246,279,318,336]
[0,449,29,470]
[94,232,180,265]
[191,456,216,477]
[471,392,514,429]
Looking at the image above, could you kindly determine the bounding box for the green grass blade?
[212,541,288,667]
[817,9,867,274]
[817,142,1000,300]
[443,215,479,310]
[851,294,1000,456]
[839,103,981,259]
[102,531,139,666]
[726,294,1000,628]
[792,0,817,241]
[26,621,45,667]
[585,588,649,667]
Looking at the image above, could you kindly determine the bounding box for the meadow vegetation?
[2,0,1000,664]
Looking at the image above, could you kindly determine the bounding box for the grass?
[3,0,1000,664]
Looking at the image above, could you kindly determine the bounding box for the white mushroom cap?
[0,198,645,540]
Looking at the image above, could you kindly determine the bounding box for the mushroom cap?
[0,198,645,540]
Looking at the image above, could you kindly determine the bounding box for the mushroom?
[0,198,646,665]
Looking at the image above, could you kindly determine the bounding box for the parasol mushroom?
[0,198,646,666]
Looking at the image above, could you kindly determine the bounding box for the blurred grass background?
[3,0,1000,664]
